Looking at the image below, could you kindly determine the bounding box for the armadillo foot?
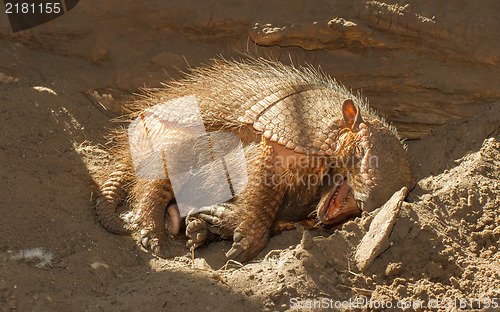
[187,204,272,261]
[138,227,170,257]
[190,204,236,239]
[186,218,209,249]
[225,221,270,262]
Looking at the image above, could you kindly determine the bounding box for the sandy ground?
[1,28,500,312]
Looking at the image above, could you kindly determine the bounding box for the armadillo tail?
[96,166,132,235]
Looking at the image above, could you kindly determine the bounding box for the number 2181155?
[5,2,62,14]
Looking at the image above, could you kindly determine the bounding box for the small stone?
[193,258,212,271]
[469,241,479,253]
[450,276,460,289]
[482,249,493,258]
[300,230,314,250]
[294,250,305,260]
[342,220,359,232]
[421,224,432,231]
[385,262,403,277]
[420,194,432,202]
[467,194,477,207]
[355,187,408,271]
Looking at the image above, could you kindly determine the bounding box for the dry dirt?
[1,2,500,312]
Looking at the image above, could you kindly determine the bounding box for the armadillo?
[95,58,412,262]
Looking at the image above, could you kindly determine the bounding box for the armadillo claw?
[225,225,270,262]
[186,218,209,249]
[226,242,246,260]
[138,228,170,258]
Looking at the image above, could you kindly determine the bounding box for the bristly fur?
[126,57,402,141]
[127,58,383,123]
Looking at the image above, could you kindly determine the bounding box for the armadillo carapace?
[96,59,412,262]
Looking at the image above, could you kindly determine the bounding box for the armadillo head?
[317,99,412,224]
[355,117,412,212]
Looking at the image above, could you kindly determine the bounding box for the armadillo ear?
[342,99,364,131]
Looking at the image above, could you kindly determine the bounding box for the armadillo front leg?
[227,177,285,261]
[188,142,286,262]
[130,179,174,257]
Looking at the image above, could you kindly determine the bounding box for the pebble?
[193,258,212,271]
[385,262,403,277]
[300,230,314,250]
[449,276,460,289]
[467,194,477,207]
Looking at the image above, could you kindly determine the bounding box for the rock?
[385,262,403,278]
[193,258,212,271]
[250,21,367,51]
[355,187,409,272]
[300,230,314,250]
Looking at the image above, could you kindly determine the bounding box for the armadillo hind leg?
[131,179,175,257]
[187,142,286,262]
[96,164,132,235]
